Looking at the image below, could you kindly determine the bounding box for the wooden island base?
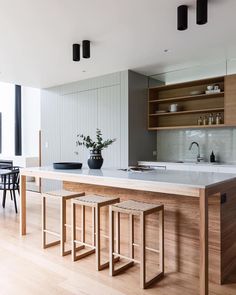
[64,181,236,286]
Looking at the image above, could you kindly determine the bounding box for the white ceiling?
[0,0,235,88]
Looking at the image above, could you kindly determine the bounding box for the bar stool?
[42,190,85,256]
[71,195,120,271]
[109,200,164,289]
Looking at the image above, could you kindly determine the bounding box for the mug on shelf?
[169,103,179,112]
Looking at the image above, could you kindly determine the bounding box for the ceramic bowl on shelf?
[207,85,214,91]
[155,110,167,114]
[190,90,204,95]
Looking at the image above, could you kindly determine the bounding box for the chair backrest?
[0,160,13,169]
[2,168,20,190]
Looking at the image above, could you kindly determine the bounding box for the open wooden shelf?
[149,107,224,117]
[148,124,227,131]
[149,92,224,104]
[148,76,227,130]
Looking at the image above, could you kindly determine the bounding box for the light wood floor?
[1,191,236,295]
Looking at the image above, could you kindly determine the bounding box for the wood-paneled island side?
[20,167,236,295]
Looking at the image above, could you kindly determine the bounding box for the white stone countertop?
[138,161,236,174]
[21,166,236,190]
[139,161,236,167]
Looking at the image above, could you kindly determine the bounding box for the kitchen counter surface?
[21,166,236,192]
[138,161,236,173]
[139,160,236,167]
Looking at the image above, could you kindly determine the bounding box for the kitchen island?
[20,167,236,295]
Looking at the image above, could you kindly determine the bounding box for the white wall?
[0,82,15,155]
[0,82,41,157]
[22,86,41,156]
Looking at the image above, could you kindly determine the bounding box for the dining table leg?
[20,175,27,235]
[199,189,208,295]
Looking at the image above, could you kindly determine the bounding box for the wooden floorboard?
[0,191,236,295]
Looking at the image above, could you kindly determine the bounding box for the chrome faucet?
[189,141,203,162]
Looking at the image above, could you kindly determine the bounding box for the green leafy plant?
[76,129,116,152]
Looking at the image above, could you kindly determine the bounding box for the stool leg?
[159,208,164,273]
[129,214,134,259]
[71,202,76,261]
[92,207,96,247]
[42,196,46,249]
[140,212,146,289]
[141,209,164,288]
[116,212,120,255]
[81,205,85,243]
[60,198,67,256]
[95,204,101,271]
[109,207,115,276]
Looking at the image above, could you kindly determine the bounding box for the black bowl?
[53,162,82,170]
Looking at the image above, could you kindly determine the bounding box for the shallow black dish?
[53,162,82,170]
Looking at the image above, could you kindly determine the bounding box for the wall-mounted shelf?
[148,124,227,131]
[150,107,224,117]
[149,92,224,104]
[148,76,231,130]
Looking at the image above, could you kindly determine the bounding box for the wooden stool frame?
[42,191,85,256]
[109,203,164,289]
[71,196,120,271]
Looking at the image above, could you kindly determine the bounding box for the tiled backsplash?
[156,128,236,164]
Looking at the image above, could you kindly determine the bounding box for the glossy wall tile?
[156,128,236,163]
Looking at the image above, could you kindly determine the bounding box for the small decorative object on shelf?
[205,84,221,94]
[208,113,214,125]
[190,90,204,96]
[215,113,222,125]
[197,116,203,125]
[76,129,116,169]
[169,103,180,112]
[203,115,208,125]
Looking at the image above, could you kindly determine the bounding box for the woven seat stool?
[109,200,164,289]
[71,194,120,271]
[42,190,85,256]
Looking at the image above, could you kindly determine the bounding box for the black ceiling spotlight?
[82,40,90,59]
[177,5,188,31]
[197,0,208,25]
[73,44,80,62]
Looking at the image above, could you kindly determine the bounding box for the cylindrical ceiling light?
[177,5,188,31]
[73,44,80,61]
[82,40,90,59]
[197,0,208,25]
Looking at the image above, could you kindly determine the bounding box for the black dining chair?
[0,160,13,170]
[0,167,20,213]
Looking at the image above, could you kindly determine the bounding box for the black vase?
[87,150,103,169]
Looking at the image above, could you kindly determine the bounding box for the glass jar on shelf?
[203,115,208,125]
[216,113,223,125]
[208,113,214,125]
[197,116,203,125]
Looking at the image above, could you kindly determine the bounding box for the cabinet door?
[76,89,98,166]
[225,74,236,125]
[98,85,121,168]
[60,93,79,161]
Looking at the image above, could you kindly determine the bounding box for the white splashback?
[156,128,236,164]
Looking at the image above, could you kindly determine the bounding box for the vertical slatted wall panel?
[41,71,129,190]
[98,85,121,168]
